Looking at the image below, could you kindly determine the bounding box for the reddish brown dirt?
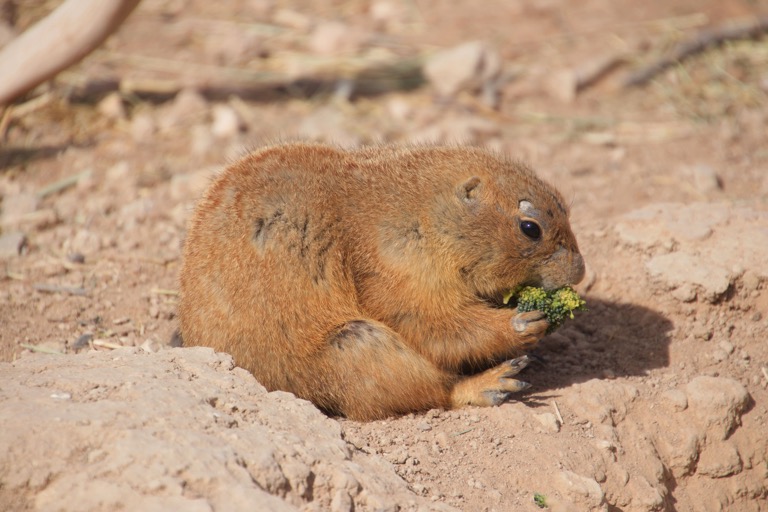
[1,1,767,511]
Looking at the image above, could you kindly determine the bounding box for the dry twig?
[33,283,88,296]
[624,16,768,88]
[552,400,565,425]
[20,343,63,355]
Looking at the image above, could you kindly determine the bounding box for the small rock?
[671,284,697,303]
[654,426,701,478]
[66,252,85,264]
[331,470,360,496]
[625,475,665,510]
[554,470,604,509]
[130,112,157,143]
[423,41,501,98]
[691,322,713,341]
[661,389,687,411]
[741,270,761,292]
[534,412,561,433]
[685,376,750,440]
[204,30,264,65]
[386,96,414,122]
[160,89,209,133]
[330,489,353,512]
[1,193,38,227]
[71,333,93,352]
[97,92,126,121]
[691,164,722,194]
[272,9,312,31]
[544,68,578,103]
[66,229,103,256]
[106,160,131,183]
[308,21,364,56]
[646,252,731,301]
[190,124,215,155]
[386,449,408,465]
[718,340,734,354]
[0,232,27,258]
[211,104,245,139]
[139,339,162,353]
[711,348,729,363]
[697,441,743,478]
[416,421,432,432]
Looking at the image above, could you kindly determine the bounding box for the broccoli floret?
[505,286,586,333]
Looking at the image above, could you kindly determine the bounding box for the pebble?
[543,68,578,103]
[691,164,722,194]
[330,489,353,512]
[661,389,688,411]
[1,193,38,228]
[554,470,604,509]
[211,104,245,139]
[685,376,750,440]
[718,340,735,354]
[691,322,713,341]
[534,412,561,433]
[423,41,501,97]
[66,229,103,256]
[160,89,209,133]
[97,92,126,120]
[130,112,157,143]
[646,252,731,301]
[0,231,27,258]
[696,441,743,478]
[741,270,761,292]
[671,284,697,303]
[711,348,729,363]
[204,29,263,66]
[370,1,402,30]
[272,9,312,31]
[308,21,364,56]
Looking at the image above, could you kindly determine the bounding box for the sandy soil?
[1,0,767,511]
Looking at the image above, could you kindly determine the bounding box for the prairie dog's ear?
[458,176,482,203]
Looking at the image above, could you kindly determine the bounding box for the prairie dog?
[179,143,585,421]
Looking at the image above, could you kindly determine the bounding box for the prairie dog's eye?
[520,220,542,240]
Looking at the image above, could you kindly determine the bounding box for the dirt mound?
[0,346,455,512]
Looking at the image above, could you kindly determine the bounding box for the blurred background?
[2,0,767,206]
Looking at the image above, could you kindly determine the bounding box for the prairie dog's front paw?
[511,310,549,346]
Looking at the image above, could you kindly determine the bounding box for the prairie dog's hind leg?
[309,319,451,421]
[450,356,532,408]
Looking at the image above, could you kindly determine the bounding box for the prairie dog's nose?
[539,247,586,290]
[570,252,586,285]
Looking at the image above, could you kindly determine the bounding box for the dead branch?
[624,15,768,88]
[0,0,141,106]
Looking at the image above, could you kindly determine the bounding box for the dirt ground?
[1,0,768,511]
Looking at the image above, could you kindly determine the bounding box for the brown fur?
[179,143,585,421]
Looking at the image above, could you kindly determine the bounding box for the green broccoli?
[503,286,586,333]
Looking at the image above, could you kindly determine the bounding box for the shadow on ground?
[522,297,674,392]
